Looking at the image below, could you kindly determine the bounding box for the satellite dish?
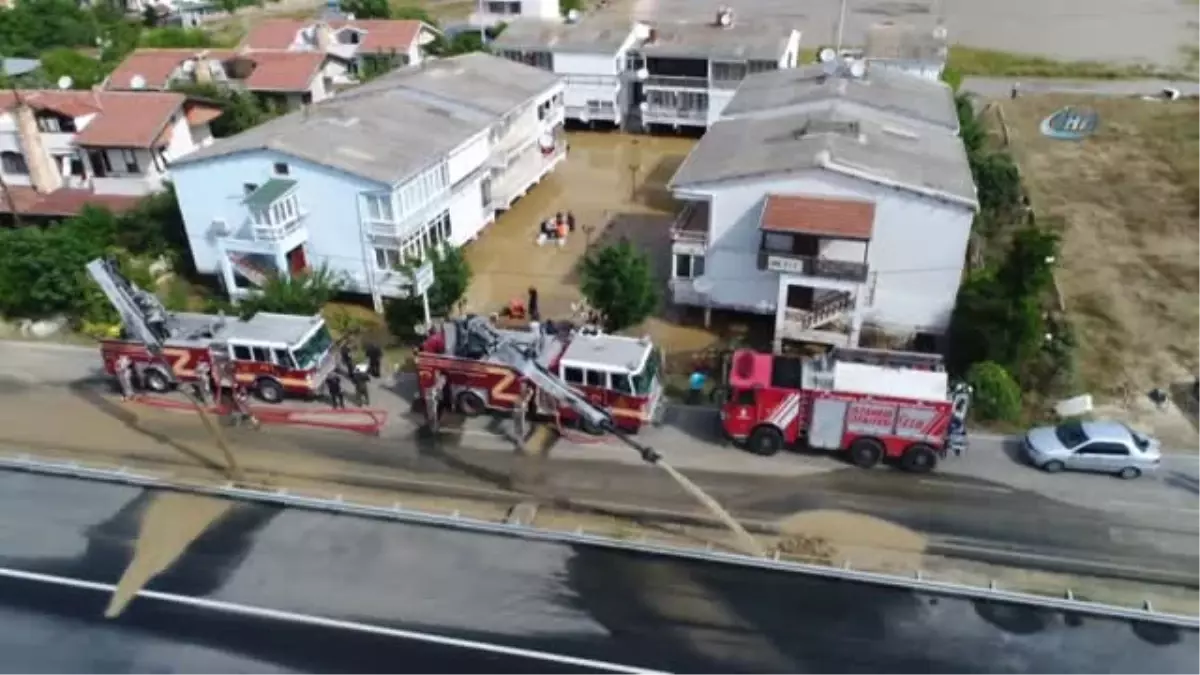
[636,67,649,81]
[932,25,948,40]
[130,74,147,90]
[632,23,651,40]
[848,60,867,78]
[818,47,836,63]
[56,75,73,90]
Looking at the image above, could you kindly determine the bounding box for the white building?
[630,11,801,130]
[471,0,560,26]
[860,21,949,82]
[0,90,221,220]
[666,66,976,350]
[491,17,642,128]
[169,53,565,310]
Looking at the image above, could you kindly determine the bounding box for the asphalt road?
[0,341,1196,587]
[0,471,1196,674]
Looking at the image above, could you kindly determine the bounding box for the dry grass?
[996,95,1199,398]
[948,46,1189,79]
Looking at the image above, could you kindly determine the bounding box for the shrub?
[966,361,1023,422]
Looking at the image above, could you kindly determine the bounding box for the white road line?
[918,478,1014,494]
[0,566,666,674]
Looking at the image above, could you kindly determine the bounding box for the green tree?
[390,5,438,25]
[384,247,472,339]
[970,149,1022,215]
[172,82,279,137]
[341,0,391,19]
[965,361,1022,422]
[995,225,1058,299]
[954,92,985,155]
[37,47,107,89]
[237,265,345,318]
[577,238,657,332]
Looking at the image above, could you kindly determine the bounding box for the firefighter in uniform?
[115,354,134,401]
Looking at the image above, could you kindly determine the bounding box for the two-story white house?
[239,18,442,75]
[666,72,976,350]
[491,17,642,128]
[630,11,801,130]
[471,0,560,26]
[0,90,221,220]
[106,48,350,108]
[169,53,564,311]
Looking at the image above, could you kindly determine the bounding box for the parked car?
[1022,420,1161,479]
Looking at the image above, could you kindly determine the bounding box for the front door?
[286,245,308,275]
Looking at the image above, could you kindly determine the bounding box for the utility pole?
[834,0,849,53]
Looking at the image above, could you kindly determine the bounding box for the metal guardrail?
[0,453,1195,630]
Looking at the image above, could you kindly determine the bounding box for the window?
[1054,421,1089,448]
[244,183,258,195]
[1077,442,1130,456]
[563,366,584,384]
[1,152,28,175]
[36,115,73,133]
[274,349,295,369]
[366,194,394,222]
[232,345,253,360]
[274,162,290,176]
[612,373,633,395]
[120,149,139,173]
[251,346,271,362]
[711,61,748,82]
[734,388,756,405]
[674,253,705,279]
[748,60,778,74]
[585,369,607,388]
[436,210,451,242]
[374,246,401,270]
[763,232,792,252]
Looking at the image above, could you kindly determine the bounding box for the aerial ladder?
[86,257,245,480]
[443,315,765,557]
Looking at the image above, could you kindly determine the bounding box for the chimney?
[314,21,335,51]
[13,101,62,194]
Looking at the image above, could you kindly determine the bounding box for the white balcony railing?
[253,213,306,242]
[643,75,707,89]
[642,105,708,122]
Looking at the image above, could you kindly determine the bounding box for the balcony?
[642,105,708,123]
[757,250,869,282]
[671,201,709,247]
[491,142,566,209]
[244,178,308,244]
[643,74,708,89]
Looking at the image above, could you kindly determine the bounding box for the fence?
[0,452,1194,629]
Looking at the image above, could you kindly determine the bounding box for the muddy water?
[463,132,694,320]
[776,509,927,571]
[106,492,233,617]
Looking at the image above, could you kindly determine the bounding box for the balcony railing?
[253,214,306,242]
[642,105,708,122]
[643,75,708,89]
[671,202,709,243]
[757,250,869,282]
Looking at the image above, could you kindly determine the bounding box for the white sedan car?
[1022,420,1162,479]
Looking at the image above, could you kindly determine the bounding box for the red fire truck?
[719,347,970,472]
[87,258,336,403]
[416,315,665,433]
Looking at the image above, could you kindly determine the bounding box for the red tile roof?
[0,90,193,148]
[760,195,876,239]
[107,48,326,93]
[0,185,141,217]
[239,18,428,53]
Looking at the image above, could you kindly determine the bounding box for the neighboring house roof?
[107,48,330,93]
[864,21,946,62]
[491,17,635,54]
[760,195,876,240]
[0,90,218,148]
[173,53,556,185]
[0,185,141,217]
[240,18,434,53]
[342,52,561,117]
[635,20,796,60]
[721,63,958,132]
[669,103,977,207]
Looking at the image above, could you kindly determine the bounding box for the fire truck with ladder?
[86,257,337,403]
[718,347,971,473]
[416,315,665,434]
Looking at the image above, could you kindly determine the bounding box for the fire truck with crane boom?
[86,257,337,404]
[416,315,765,556]
[717,347,971,473]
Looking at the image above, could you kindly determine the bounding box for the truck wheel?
[901,443,938,474]
[456,391,485,417]
[142,368,172,393]
[849,438,884,469]
[255,378,284,404]
[747,426,785,456]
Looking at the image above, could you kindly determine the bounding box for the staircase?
[789,292,854,331]
[228,253,272,288]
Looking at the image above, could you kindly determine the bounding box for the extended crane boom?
[86,257,171,354]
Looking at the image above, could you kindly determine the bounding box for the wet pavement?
[0,471,1196,674]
